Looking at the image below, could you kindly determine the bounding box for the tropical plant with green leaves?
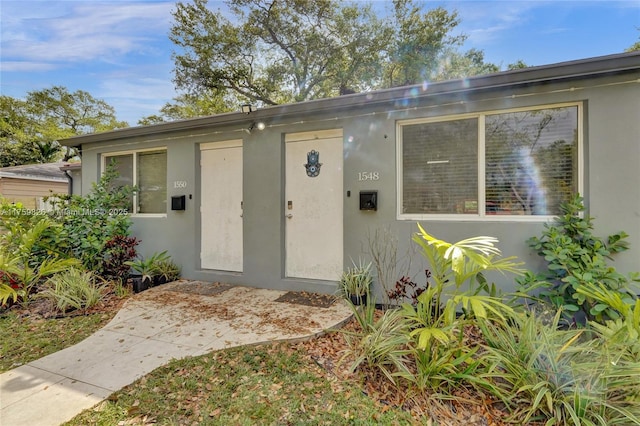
[401,336,487,394]
[0,217,80,306]
[403,225,522,351]
[125,250,171,283]
[342,307,412,385]
[479,311,640,425]
[338,260,373,304]
[0,257,20,306]
[155,259,181,283]
[517,195,639,325]
[577,283,640,362]
[0,199,66,265]
[362,227,518,398]
[38,268,108,313]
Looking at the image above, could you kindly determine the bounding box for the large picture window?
[103,149,167,215]
[399,104,580,219]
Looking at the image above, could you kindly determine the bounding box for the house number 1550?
[358,172,380,181]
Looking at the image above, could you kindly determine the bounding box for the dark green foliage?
[0,202,67,266]
[518,195,638,325]
[1,87,128,167]
[0,218,81,306]
[47,162,135,272]
[170,0,489,108]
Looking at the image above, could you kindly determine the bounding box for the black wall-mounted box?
[359,191,378,211]
[171,195,186,211]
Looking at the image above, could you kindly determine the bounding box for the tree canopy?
[626,30,640,52]
[169,0,493,109]
[138,91,233,125]
[0,86,128,167]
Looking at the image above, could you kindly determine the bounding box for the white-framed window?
[102,148,167,215]
[397,103,581,220]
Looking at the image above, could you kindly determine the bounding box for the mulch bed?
[2,291,128,320]
[300,315,510,426]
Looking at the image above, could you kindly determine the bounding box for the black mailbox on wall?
[359,191,377,211]
[171,195,186,211]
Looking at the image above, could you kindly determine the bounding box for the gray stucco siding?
[66,54,640,295]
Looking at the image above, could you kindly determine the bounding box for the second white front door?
[285,129,343,281]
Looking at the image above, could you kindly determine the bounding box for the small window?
[398,104,580,220]
[103,149,167,215]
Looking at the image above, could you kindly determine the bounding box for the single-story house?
[62,51,640,295]
[0,162,75,209]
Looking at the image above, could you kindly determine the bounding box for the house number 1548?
[358,172,380,181]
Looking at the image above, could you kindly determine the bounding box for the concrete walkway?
[0,282,352,426]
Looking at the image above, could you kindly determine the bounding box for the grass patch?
[0,311,116,373]
[65,342,417,425]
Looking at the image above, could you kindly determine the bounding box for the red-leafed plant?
[387,270,429,306]
[100,235,140,283]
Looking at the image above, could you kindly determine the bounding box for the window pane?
[137,150,167,214]
[402,118,478,214]
[105,154,133,212]
[485,107,577,215]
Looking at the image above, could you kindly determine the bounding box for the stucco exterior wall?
[76,68,640,296]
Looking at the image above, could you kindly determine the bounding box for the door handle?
[286,214,293,219]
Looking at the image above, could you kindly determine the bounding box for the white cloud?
[0,1,178,123]
[1,1,174,65]
[0,61,58,72]
[450,1,545,45]
[452,0,637,48]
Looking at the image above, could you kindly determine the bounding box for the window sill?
[131,213,168,219]
[397,214,556,222]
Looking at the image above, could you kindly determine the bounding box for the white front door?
[200,140,243,272]
[285,129,343,281]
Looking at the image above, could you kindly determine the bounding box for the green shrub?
[155,259,181,282]
[479,311,640,425]
[46,162,135,272]
[577,283,640,363]
[404,225,522,350]
[125,250,171,282]
[38,268,107,312]
[517,195,639,325]
[343,226,522,396]
[0,199,67,265]
[0,217,81,306]
[338,260,373,301]
[342,308,412,384]
[404,334,486,394]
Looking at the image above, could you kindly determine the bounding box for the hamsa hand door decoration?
[304,150,322,177]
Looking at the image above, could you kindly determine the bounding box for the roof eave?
[62,51,640,147]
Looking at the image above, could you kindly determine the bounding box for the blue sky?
[1,0,639,125]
